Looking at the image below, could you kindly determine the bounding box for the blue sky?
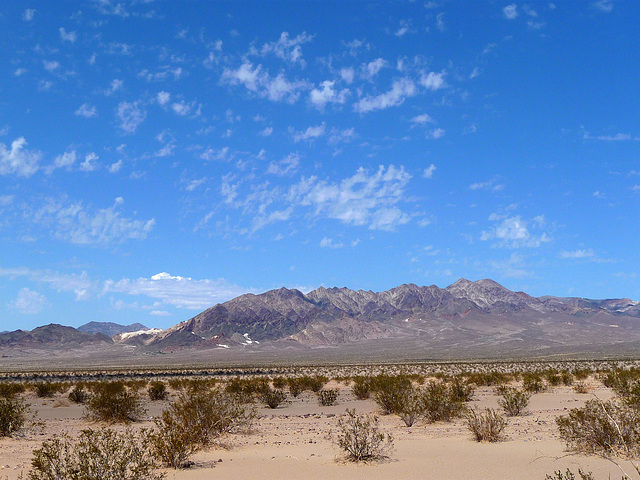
[1,0,639,332]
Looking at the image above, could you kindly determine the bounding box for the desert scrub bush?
[556,399,640,457]
[151,388,256,468]
[331,409,394,462]
[351,377,372,400]
[28,427,163,480]
[68,384,89,404]
[523,372,546,393]
[449,377,475,402]
[397,389,424,427]
[545,469,596,480]
[0,396,29,437]
[85,381,146,423]
[32,382,61,398]
[271,376,287,389]
[573,382,591,394]
[261,388,287,409]
[497,386,531,416]
[465,371,511,387]
[466,408,507,442]
[318,388,338,406]
[420,381,465,423]
[148,381,168,401]
[226,377,269,402]
[0,382,26,398]
[372,375,413,415]
[287,377,305,397]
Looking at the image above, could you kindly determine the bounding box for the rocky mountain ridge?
[2,279,640,357]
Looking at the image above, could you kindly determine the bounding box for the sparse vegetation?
[420,380,465,423]
[151,387,256,468]
[85,381,146,423]
[372,374,413,415]
[332,408,394,462]
[351,377,372,400]
[545,469,596,480]
[556,399,640,457]
[69,384,89,404]
[0,382,26,399]
[148,381,168,401]
[318,388,338,406]
[466,408,507,442]
[28,427,164,480]
[261,388,287,409]
[497,386,531,416]
[0,396,29,437]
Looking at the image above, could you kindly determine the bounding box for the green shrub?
[497,386,531,416]
[449,377,475,402]
[318,389,338,406]
[556,399,640,457]
[151,388,255,468]
[261,389,287,409]
[33,382,61,398]
[85,381,146,423]
[522,372,546,393]
[397,390,423,427]
[226,377,270,402]
[351,377,372,400]
[272,376,287,389]
[372,375,413,415]
[420,381,465,423]
[28,427,163,480]
[0,382,26,399]
[287,377,305,397]
[68,384,89,404]
[466,408,506,442]
[0,396,29,437]
[332,409,394,462]
[545,469,596,480]
[148,381,168,401]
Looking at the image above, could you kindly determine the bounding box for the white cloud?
[59,27,77,43]
[292,123,326,142]
[43,60,60,72]
[423,164,436,178]
[11,288,48,314]
[14,68,27,76]
[320,237,344,248]
[309,81,349,110]
[117,101,146,134]
[157,91,170,105]
[503,4,518,19]
[481,215,551,248]
[362,58,386,80]
[340,67,355,84]
[172,101,191,116]
[288,164,412,231]
[593,0,614,13]
[186,178,206,191]
[221,62,308,103]
[200,147,230,161]
[420,71,445,90]
[103,272,252,310]
[109,160,123,173]
[259,127,273,137]
[0,137,41,177]
[429,128,445,139]
[469,179,505,191]
[0,267,95,301]
[411,114,433,125]
[48,150,77,173]
[353,78,417,113]
[328,127,355,145]
[32,197,155,246]
[104,79,124,96]
[559,249,596,259]
[80,152,99,172]
[75,103,97,118]
[260,31,314,66]
[23,9,35,21]
[267,153,300,176]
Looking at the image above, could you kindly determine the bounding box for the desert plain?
[2,361,640,480]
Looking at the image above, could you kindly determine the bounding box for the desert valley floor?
[2,364,640,480]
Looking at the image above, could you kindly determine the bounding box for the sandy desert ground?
[1,372,639,480]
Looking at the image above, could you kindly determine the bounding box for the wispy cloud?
[503,4,518,19]
[481,214,551,248]
[354,78,417,113]
[221,62,309,103]
[10,288,48,314]
[0,137,41,177]
[75,103,98,118]
[117,101,146,133]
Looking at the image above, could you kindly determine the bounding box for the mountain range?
[2,279,640,359]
